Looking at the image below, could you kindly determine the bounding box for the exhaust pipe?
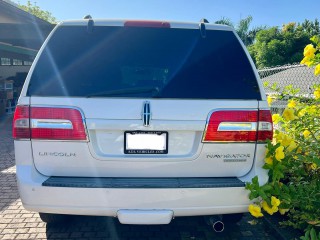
[205,216,225,232]
[212,220,224,232]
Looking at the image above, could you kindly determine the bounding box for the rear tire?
[39,213,69,223]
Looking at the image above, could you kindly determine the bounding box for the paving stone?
[15,233,30,239]
[36,233,47,238]
[1,228,16,234]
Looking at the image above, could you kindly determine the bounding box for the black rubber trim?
[42,177,245,188]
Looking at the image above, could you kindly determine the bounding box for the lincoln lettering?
[39,152,76,157]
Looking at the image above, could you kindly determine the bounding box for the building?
[0,0,54,116]
[259,64,319,113]
[259,64,319,96]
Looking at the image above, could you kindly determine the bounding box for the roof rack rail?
[199,18,208,38]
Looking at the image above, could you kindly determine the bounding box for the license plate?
[124,131,168,154]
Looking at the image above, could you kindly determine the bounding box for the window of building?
[5,83,13,90]
[13,59,23,66]
[1,58,11,66]
[23,61,33,66]
[0,82,13,90]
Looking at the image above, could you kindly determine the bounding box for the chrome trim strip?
[202,108,258,143]
[31,119,73,129]
[142,101,151,127]
[28,105,89,142]
[217,122,257,131]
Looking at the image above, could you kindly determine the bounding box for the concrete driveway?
[0,115,279,240]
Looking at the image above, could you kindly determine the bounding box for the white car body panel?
[17,165,252,217]
[29,97,259,177]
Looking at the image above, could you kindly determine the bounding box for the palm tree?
[215,15,265,46]
[214,17,234,27]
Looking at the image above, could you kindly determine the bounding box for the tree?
[236,16,253,46]
[248,20,320,68]
[17,1,56,24]
[299,19,320,37]
[214,17,234,27]
[215,16,265,46]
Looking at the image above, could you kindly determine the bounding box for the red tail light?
[124,20,171,28]
[203,110,273,142]
[13,106,87,140]
[13,105,30,139]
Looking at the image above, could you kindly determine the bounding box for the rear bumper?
[17,165,252,218]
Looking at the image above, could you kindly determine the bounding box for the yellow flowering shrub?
[282,108,295,121]
[315,65,320,77]
[265,156,273,165]
[314,87,320,100]
[275,146,285,161]
[246,84,320,237]
[301,36,320,77]
[272,114,281,124]
[287,99,297,108]
[262,200,278,215]
[267,95,273,106]
[247,37,320,238]
[303,130,311,138]
[248,204,264,218]
[303,44,316,58]
[271,196,281,207]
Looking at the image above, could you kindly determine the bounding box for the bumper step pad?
[42,177,245,188]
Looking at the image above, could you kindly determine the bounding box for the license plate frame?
[124,131,168,154]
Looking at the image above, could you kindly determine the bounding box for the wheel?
[39,213,69,223]
[222,213,244,223]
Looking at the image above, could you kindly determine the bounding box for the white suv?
[13,19,273,225]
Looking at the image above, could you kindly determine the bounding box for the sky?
[15,0,320,28]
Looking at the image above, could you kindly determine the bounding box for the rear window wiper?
[85,87,160,98]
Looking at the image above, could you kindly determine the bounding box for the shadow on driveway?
[45,215,278,240]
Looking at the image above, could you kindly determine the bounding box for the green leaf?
[261,185,273,191]
[313,158,320,166]
[301,230,310,240]
[252,176,259,185]
[249,192,259,200]
[310,228,318,240]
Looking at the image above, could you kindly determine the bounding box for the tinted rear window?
[27,26,261,99]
